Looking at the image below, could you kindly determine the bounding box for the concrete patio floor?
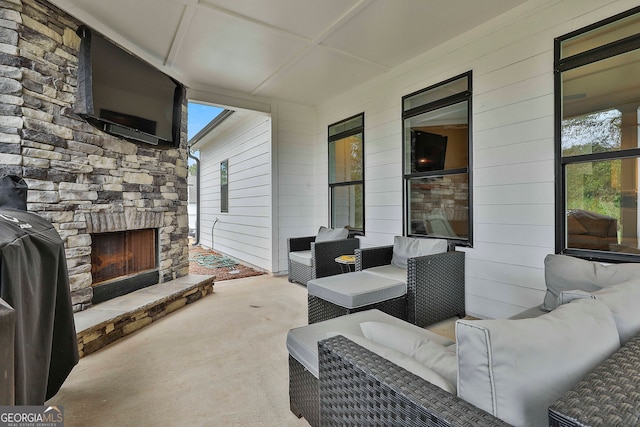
[47,274,458,426]
[47,275,309,426]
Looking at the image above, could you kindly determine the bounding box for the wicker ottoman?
[306,271,407,324]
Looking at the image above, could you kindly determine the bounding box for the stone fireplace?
[0,0,190,311]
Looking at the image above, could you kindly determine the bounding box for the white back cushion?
[316,226,348,242]
[544,254,640,311]
[593,279,640,345]
[456,299,619,427]
[559,279,640,345]
[390,236,448,269]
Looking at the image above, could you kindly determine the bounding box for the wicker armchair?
[355,245,465,327]
[287,236,359,286]
[318,334,509,426]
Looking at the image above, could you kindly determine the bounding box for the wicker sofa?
[307,254,640,426]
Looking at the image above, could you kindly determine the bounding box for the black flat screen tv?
[75,26,184,147]
[410,130,447,173]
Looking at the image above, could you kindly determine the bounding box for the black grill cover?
[0,175,27,211]
[0,208,79,405]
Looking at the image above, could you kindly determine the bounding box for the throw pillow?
[315,226,348,242]
[360,321,457,385]
[390,236,448,269]
[326,332,456,394]
[456,299,619,427]
[543,254,640,311]
[559,279,640,346]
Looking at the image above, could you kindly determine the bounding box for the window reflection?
[404,102,469,174]
[408,174,469,239]
[331,184,363,231]
[566,158,640,253]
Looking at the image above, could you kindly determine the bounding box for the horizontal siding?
[198,111,273,271]
[316,0,638,318]
[274,101,318,274]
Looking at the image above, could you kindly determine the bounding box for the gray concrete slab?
[48,275,310,426]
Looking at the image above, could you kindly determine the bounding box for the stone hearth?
[0,0,190,311]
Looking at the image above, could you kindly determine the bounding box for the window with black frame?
[328,114,364,234]
[220,159,228,213]
[555,7,640,261]
[402,72,472,244]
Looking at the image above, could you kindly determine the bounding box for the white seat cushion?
[363,264,407,284]
[307,271,406,309]
[286,309,454,378]
[456,299,620,427]
[289,250,312,267]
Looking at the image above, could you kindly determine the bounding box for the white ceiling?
[50,0,527,108]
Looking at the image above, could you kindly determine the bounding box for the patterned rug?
[188,245,265,281]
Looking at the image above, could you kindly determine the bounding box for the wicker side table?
[549,334,640,426]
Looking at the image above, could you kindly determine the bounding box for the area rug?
[188,245,265,281]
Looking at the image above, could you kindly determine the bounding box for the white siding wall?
[272,101,319,274]
[198,111,273,271]
[315,0,638,318]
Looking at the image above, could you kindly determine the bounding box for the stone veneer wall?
[0,0,190,311]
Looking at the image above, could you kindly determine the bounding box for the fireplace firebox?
[91,229,159,304]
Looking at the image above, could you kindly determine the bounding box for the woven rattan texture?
[318,335,509,426]
[288,236,359,286]
[314,239,360,279]
[307,294,407,324]
[549,334,640,427]
[356,246,465,328]
[288,236,315,286]
[289,355,319,427]
[407,251,465,327]
[355,245,394,271]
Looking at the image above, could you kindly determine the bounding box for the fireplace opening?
[91,228,159,304]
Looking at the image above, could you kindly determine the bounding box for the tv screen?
[410,130,447,173]
[75,26,184,147]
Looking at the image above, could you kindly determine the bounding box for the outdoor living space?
[5,0,640,426]
[45,272,462,426]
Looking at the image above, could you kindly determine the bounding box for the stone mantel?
[85,209,165,234]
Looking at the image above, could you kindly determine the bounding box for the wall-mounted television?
[75,26,184,147]
[410,130,447,173]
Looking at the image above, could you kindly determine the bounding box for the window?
[328,114,364,233]
[402,72,472,244]
[555,7,640,261]
[220,159,228,213]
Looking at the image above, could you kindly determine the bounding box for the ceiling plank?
[250,0,384,97]
[166,0,199,69]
